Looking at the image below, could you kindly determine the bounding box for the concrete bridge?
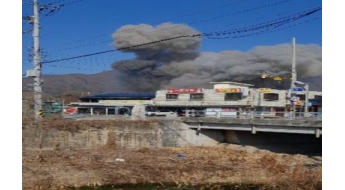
[180,117,322,138]
[58,115,321,153]
[65,114,322,138]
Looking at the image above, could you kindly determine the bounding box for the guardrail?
[179,110,322,120]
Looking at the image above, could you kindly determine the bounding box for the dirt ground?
[22,143,322,190]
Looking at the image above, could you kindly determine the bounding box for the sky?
[21,0,322,76]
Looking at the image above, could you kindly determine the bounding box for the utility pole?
[304,83,309,114]
[291,37,297,88]
[289,37,297,118]
[289,38,309,117]
[26,0,43,120]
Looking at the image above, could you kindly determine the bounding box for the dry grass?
[22,118,321,190]
[22,146,321,190]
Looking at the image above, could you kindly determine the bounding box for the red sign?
[64,106,78,114]
[167,88,203,94]
[222,108,237,111]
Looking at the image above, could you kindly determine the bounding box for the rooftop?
[209,81,254,87]
[80,92,156,100]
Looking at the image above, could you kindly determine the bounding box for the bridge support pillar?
[196,123,202,135]
[315,128,321,138]
[252,125,256,134]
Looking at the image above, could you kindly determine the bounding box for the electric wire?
[40,0,298,55]
[47,4,319,53]
[40,6,321,65]
[22,0,321,76]
[41,0,285,50]
[40,0,253,48]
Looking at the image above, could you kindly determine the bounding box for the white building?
[70,81,322,118]
[152,81,322,118]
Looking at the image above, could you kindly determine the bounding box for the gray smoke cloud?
[111,23,322,91]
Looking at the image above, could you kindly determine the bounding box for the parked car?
[145,109,174,116]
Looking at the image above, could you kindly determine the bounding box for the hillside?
[22,70,322,97]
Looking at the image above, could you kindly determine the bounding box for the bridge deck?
[180,117,322,137]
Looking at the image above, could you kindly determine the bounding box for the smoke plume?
[111,23,322,91]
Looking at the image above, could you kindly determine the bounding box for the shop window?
[263,93,279,101]
[225,93,242,101]
[190,93,204,100]
[166,94,178,100]
[314,95,322,99]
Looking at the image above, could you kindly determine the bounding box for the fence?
[180,110,322,120]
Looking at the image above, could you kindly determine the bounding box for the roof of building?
[209,81,254,87]
[80,92,156,100]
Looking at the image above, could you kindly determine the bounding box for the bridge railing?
[181,110,322,120]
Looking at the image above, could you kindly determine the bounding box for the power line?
[204,7,321,39]
[116,0,294,42]
[232,16,320,39]
[44,4,318,53]
[190,0,292,25]
[39,0,259,49]
[40,6,321,65]
[23,40,307,76]
[40,0,87,17]
[42,34,200,64]
[24,0,89,119]
[34,0,299,61]
[42,49,116,64]
[22,0,88,34]
[22,1,321,78]
[115,0,255,35]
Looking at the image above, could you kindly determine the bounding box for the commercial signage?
[291,87,305,93]
[64,106,78,114]
[215,88,242,93]
[167,88,203,94]
[221,108,237,112]
[273,77,282,81]
[258,88,271,93]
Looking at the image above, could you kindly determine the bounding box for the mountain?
[22,71,122,97]
[22,70,322,97]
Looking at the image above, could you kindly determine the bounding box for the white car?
[145,110,174,116]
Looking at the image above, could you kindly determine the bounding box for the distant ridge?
[22,70,322,97]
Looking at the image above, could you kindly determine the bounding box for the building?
[153,81,321,118]
[70,92,155,115]
[70,82,322,118]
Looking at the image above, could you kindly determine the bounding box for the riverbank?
[22,145,321,190]
[22,118,321,189]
